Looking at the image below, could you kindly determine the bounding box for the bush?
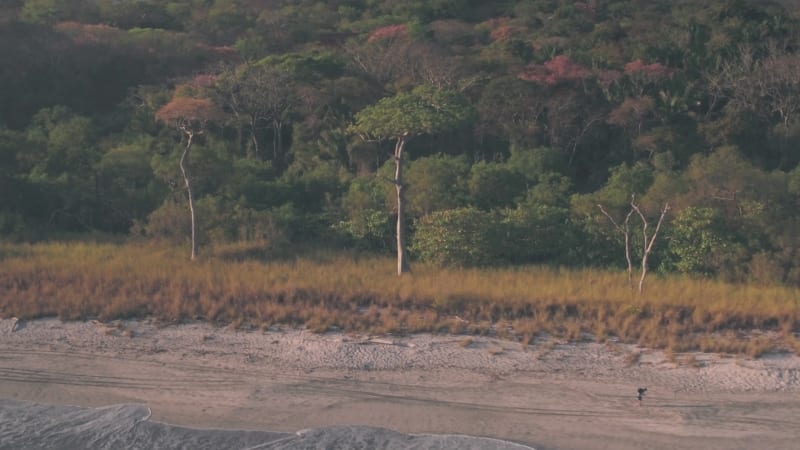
[468,161,526,210]
[335,208,393,252]
[143,196,292,248]
[0,211,27,237]
[501,205,575,264]
[411,207,504,267]
[143,197,190,244]
[665,206,743,276]
[406,154,470,216]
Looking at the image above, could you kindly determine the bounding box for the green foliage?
[142,197,189,243]
[343,175,388,215]
[523,172,573,208]
[223,157,276,209]
[0,129,36,236]
[665,206,741,276]
[144,194,294,247]
[4,0,800,284]
[26,106,97,177]
[599,162,654,206]
[350,85,475,141]
[338,174,394,251]
[571,161,653,220]
[406,154,470,216]
[257,51,345,82]
[411,207,503,267]
[96,138,164,231]
[501,204,575,264]
[95,0,181,30]
[468,161,527,210]
[336,208,393,252]
[20,0,71,24]
[151,136,233,199]
[507,146,569,182]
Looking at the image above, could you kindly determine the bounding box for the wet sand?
[1,318,799,449]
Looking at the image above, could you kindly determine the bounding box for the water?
[0,399,535,450]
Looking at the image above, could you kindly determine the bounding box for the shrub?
[406,154,471,216]
[666,206,743,276]
[468,161,527,210]
[412,207,504,267]
[335,208,393,252]
[143,197,190,244]
[501,205,575,264]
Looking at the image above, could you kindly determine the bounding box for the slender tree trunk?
[250,116,260,158]
[179,132,197,261]
[631,201,670,294]
[394,136,411,276]
[272,119,283,170]
[639,254,649,294]
[623,219,633,289]
[237,123,245,157]
[272,119,279,168]
[598,204,635,289]
[277,120,283,166]
[638,213,649,295]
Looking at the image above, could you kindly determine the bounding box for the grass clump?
[0,241,798,355]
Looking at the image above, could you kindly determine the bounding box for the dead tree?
[631,200,670,294]
[599,195,670,294]
[598,203,635,288]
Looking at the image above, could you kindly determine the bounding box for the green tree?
[96,138,163,232]
[338,175,393,252]
[501,204,575,265]
[19,0,57,23]
[24,106,100,231]
[666,206,740,276]
[349,85,475,275]
[468,161,527,210]
[0,129,35,235]
[214,63,297,165]
[411,207,501,267]
[406,154,470,216]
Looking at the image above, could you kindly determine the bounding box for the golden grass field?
[1,241,799,356]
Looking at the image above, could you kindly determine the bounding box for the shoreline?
[1,318,800,449]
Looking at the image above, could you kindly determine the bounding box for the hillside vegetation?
[1,1,800,352]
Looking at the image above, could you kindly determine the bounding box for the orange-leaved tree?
[156,96,224,260]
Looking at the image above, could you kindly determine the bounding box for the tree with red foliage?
[623,59,673,97]
[156,96,224,260]
[367,24,408,42]
[519,55,589,86]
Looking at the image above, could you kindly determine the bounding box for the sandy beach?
[1,318,799,449]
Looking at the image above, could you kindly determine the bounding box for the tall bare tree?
[156,97,224,260]
[599,195,670,293]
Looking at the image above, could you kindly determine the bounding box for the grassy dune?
[1,241,799,356]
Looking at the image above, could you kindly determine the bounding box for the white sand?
[1,318,799,449]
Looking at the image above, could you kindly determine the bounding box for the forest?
[3,0,800,287]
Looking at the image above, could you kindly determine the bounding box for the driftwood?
[356,338,408,347]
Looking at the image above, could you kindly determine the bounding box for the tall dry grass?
[1,241,798,355]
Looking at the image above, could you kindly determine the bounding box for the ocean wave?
[0,399,535,450]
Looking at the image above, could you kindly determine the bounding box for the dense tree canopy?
[3,0,800,282]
